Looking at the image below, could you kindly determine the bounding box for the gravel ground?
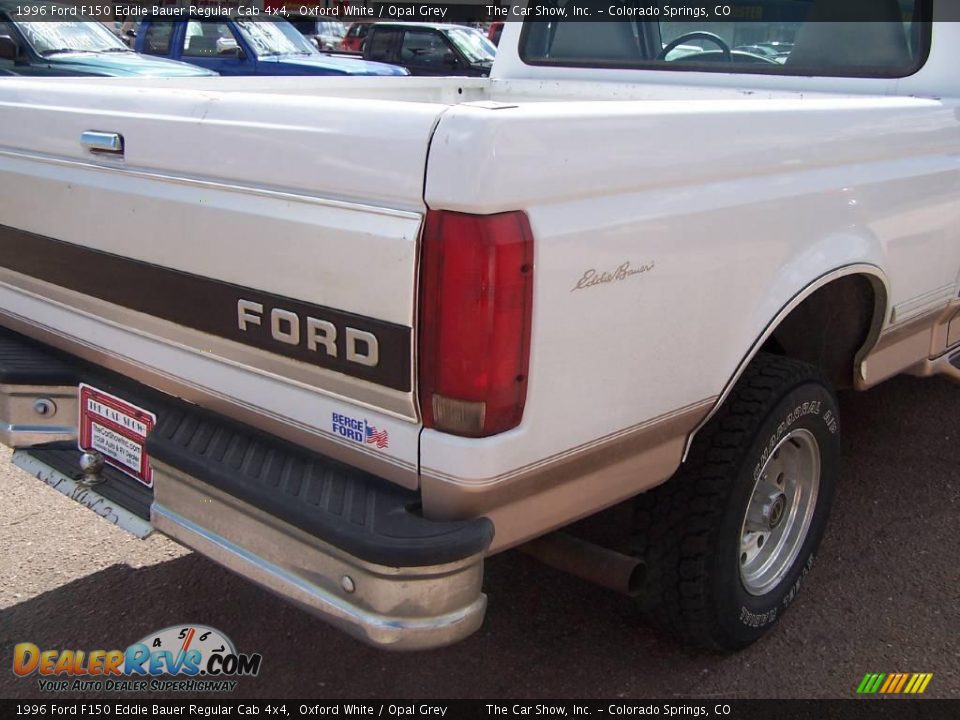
[1,375,957,699]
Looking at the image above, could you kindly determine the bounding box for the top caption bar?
[4,1,940,23]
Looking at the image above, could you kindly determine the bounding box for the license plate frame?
[78,383,157,488]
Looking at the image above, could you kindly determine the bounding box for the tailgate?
[0,79,447,488]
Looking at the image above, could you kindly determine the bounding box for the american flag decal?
[365,424,389,449]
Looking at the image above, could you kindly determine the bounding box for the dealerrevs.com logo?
[13,625,262,693]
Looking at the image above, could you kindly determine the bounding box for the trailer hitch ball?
[78,451,106,486]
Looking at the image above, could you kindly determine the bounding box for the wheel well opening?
[761,274,885,390]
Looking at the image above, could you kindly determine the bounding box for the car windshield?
[15,20,129,55]
[443,27,496,64]
[234,19,317,56]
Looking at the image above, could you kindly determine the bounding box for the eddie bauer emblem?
[571,261,655,291]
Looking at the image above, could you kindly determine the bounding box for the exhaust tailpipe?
[520,532,645,596]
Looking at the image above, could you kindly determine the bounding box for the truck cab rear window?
[520,0,931,78]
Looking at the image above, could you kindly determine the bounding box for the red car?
[488,21,504,46]
[341,22,371,52]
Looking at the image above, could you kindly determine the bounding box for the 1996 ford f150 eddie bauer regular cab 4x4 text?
[0,0,955,651]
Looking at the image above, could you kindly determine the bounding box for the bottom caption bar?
[3,700,956,719]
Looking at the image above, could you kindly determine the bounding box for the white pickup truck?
[0,0,954,652]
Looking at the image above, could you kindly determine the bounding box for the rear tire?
[632,353,840,650]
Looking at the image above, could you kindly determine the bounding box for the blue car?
[0,2,215,77]
[136,17,408,77]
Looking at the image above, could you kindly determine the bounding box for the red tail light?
[418,210,534,437]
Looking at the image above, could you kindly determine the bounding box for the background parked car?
[289,16,346,51]
[488,21,504,46]
[136,17,407,76]
[340,22,371,52]
[362,22,496,76]
[0,4,215,77]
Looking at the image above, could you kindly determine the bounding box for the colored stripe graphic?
[857,672,932,695]
[906,673,933,694]
[893,674,909,693]
[882,673,904,693]
[857,673,882,694]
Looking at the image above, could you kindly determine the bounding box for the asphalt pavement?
[1,375,957,699]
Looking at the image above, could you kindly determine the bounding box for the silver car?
[291,18,346,52]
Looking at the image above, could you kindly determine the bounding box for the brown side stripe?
[0,224,411,391]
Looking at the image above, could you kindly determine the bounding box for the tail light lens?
[418,209,534,437]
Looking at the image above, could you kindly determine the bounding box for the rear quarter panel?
[420,95,960,546]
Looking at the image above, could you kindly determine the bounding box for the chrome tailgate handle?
[80,131,124,155]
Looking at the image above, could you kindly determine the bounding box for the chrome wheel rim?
[739,428,820,596]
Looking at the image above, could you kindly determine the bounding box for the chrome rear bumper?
[151,461,488,651]
[0,325,493,651]
[0,383,77,447]
[12,447,153,538]
[0,330,79,446]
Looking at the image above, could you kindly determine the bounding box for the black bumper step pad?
[0,324,494,568]
[147,405,494,568]
[26,443,153,521]
[0,329,78,385]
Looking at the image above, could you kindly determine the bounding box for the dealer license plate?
[78,384,157,488]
